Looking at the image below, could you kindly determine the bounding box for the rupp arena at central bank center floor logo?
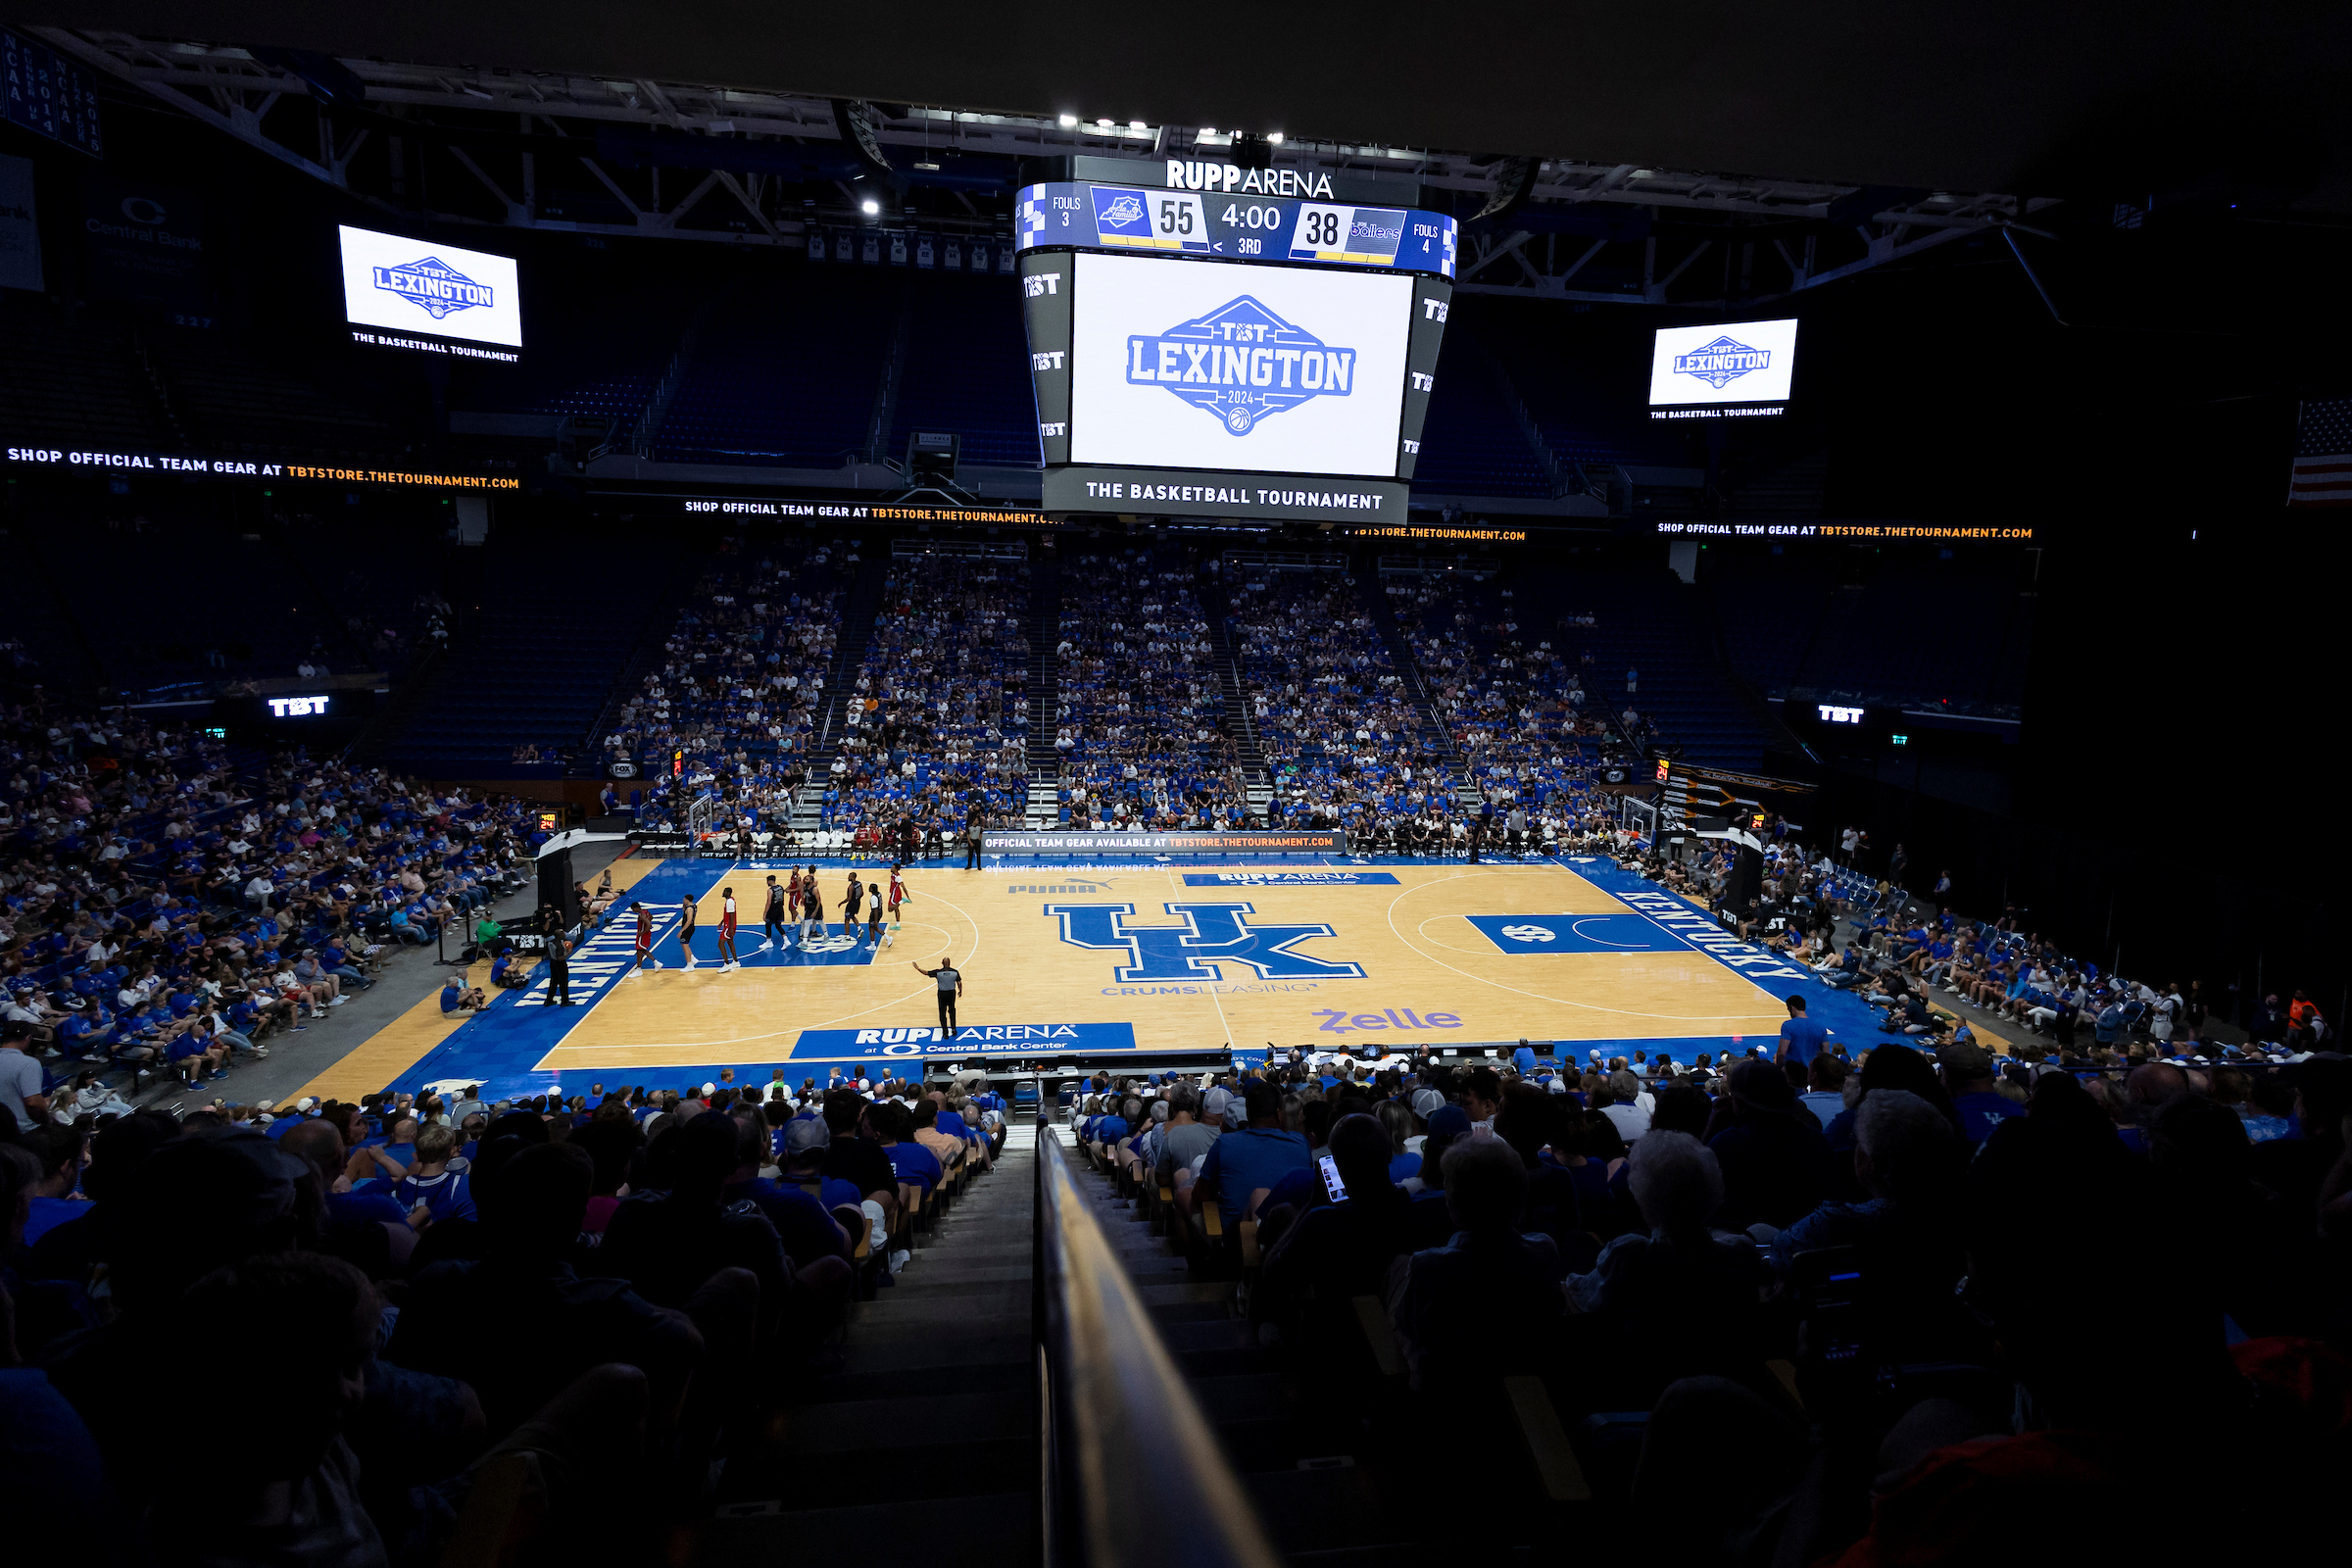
[1673,334,1771,389]
[371,256,495,320]
[1126,296,1356,434]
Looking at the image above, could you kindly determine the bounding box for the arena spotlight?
[1199,126,1217,136]
[1057,112,1077,127]
[860,198,880,215]
[1095,117,1113,127]
[1266,131,1285,144]
[1127,119,1146,130]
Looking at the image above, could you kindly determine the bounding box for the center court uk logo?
[1673,335,1770,389]
[371,256,494,320]
[1047,902,1365,982]
[1126,297,1355,435]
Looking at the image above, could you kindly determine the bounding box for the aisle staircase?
[1054,1129,1415,1562]
[1361,574,1477,808]
[790,554,890,835]
[701,1124,1040,1563]
[1195,574,1269,819]
[1024,550,1063,827]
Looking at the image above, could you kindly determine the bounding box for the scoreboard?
[1018,181,1456,275]
[1017,176,1457,523]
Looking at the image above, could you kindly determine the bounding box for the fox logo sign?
[1046,902,1365,982]
[1126,297,1354,435]
[372,256,494,320]
[1672,335,1770,389]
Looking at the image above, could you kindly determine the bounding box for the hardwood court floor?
[533,859,1793,1072]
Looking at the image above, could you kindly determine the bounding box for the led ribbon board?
[1018,181,1456,276]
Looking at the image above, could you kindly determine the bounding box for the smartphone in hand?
[1317,1152,1348,1203]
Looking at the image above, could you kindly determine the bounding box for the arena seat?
[654,270,903,467]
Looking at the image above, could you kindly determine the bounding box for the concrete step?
[836,1328,1030,1374]
[798,1358,1031,1408]
[896,1261,1034,1287]
[699,1494,1034,1568]
[857,1287,1028,1324]
[774,1389,1032,1455]
[840,1312,1029,1348]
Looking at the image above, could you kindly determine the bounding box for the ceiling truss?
[33,27,2058,305]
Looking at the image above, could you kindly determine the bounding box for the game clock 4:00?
[1018,182,1457,277]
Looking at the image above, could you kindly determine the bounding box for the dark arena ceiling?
[32,1,2352,208]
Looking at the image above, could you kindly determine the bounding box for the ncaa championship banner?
[983,829,1348,857]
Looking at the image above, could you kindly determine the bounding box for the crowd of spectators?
[1070,1017,2352,1561]
[1388,570,1608,811]
[817,553,1030,835]
[1049,548,1250,831]
[0,1067,1007,1562]
[0,694,542,1107]
[1228,570,1431,834]
[604,541,853,818]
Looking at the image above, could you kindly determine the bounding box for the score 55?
[1152,191,1207,241]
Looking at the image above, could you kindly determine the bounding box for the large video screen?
[1647,318,1798,406]
[1068,252,1412,478]
[338,224,523,348]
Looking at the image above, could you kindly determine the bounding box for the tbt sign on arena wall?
[338,225,523,351]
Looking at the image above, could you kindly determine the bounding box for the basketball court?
[291,851,1888,1104]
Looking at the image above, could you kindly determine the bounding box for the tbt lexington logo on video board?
[1070,252,1410,477]
[1646,318,1798,406]
[337,225,524,348]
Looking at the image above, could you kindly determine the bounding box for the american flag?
[2288,398,2352,507]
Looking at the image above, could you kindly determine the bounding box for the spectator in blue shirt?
[60,1004,114,1064]
[873,1101,942,1192]
[392,1126,476,1223]
[1194,1082,1312,1223]
[1776,995,1830,1067]
[1939,1043,2024,1143]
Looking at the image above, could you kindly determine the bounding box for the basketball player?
[783,865,806,947]
[761,873,788,950]
[888,862,907,920]
[631,901,659,974]
[844,870,865,930]
[863,882,885,947]
[716,886,740,969]
[912,955,963,1038]
[678,891,699,969]
[800,867,823,943]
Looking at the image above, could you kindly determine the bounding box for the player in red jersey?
[631,901,660,974]
[716,886,740,970]
[888,862,907,917]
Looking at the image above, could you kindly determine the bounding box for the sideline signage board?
[982,829,1348,856]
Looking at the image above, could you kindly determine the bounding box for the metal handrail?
[1037,1127,1280,1568]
